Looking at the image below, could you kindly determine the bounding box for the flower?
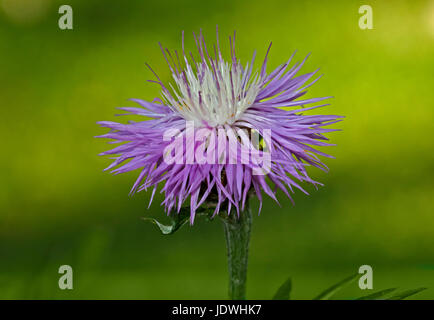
[97,28,343,224]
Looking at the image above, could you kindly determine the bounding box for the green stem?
[221,199,252,300]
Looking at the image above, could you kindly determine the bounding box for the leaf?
[142,207,190,235]
[142,217,187,235]
[313,273,359,300]
[142,206,216,235]
[355,288,397,300]
[386,287,427,300]
[272,277,292,300]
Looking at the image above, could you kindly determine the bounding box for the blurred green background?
[1,0,433,299]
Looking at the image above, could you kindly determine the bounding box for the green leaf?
[142,207,190,235]
[272,277,292,300]
[386,287,427,300]
[355,288,397,300]
[142,206,216,235]
[142,217,188,235]
[313,273,359,300]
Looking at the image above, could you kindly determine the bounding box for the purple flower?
[97,29,343,224]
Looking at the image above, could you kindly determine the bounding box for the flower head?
[97,28,343,224]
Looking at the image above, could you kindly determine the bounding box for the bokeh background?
[1,0,433,299]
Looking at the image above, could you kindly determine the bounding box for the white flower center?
[162,57,262,127]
